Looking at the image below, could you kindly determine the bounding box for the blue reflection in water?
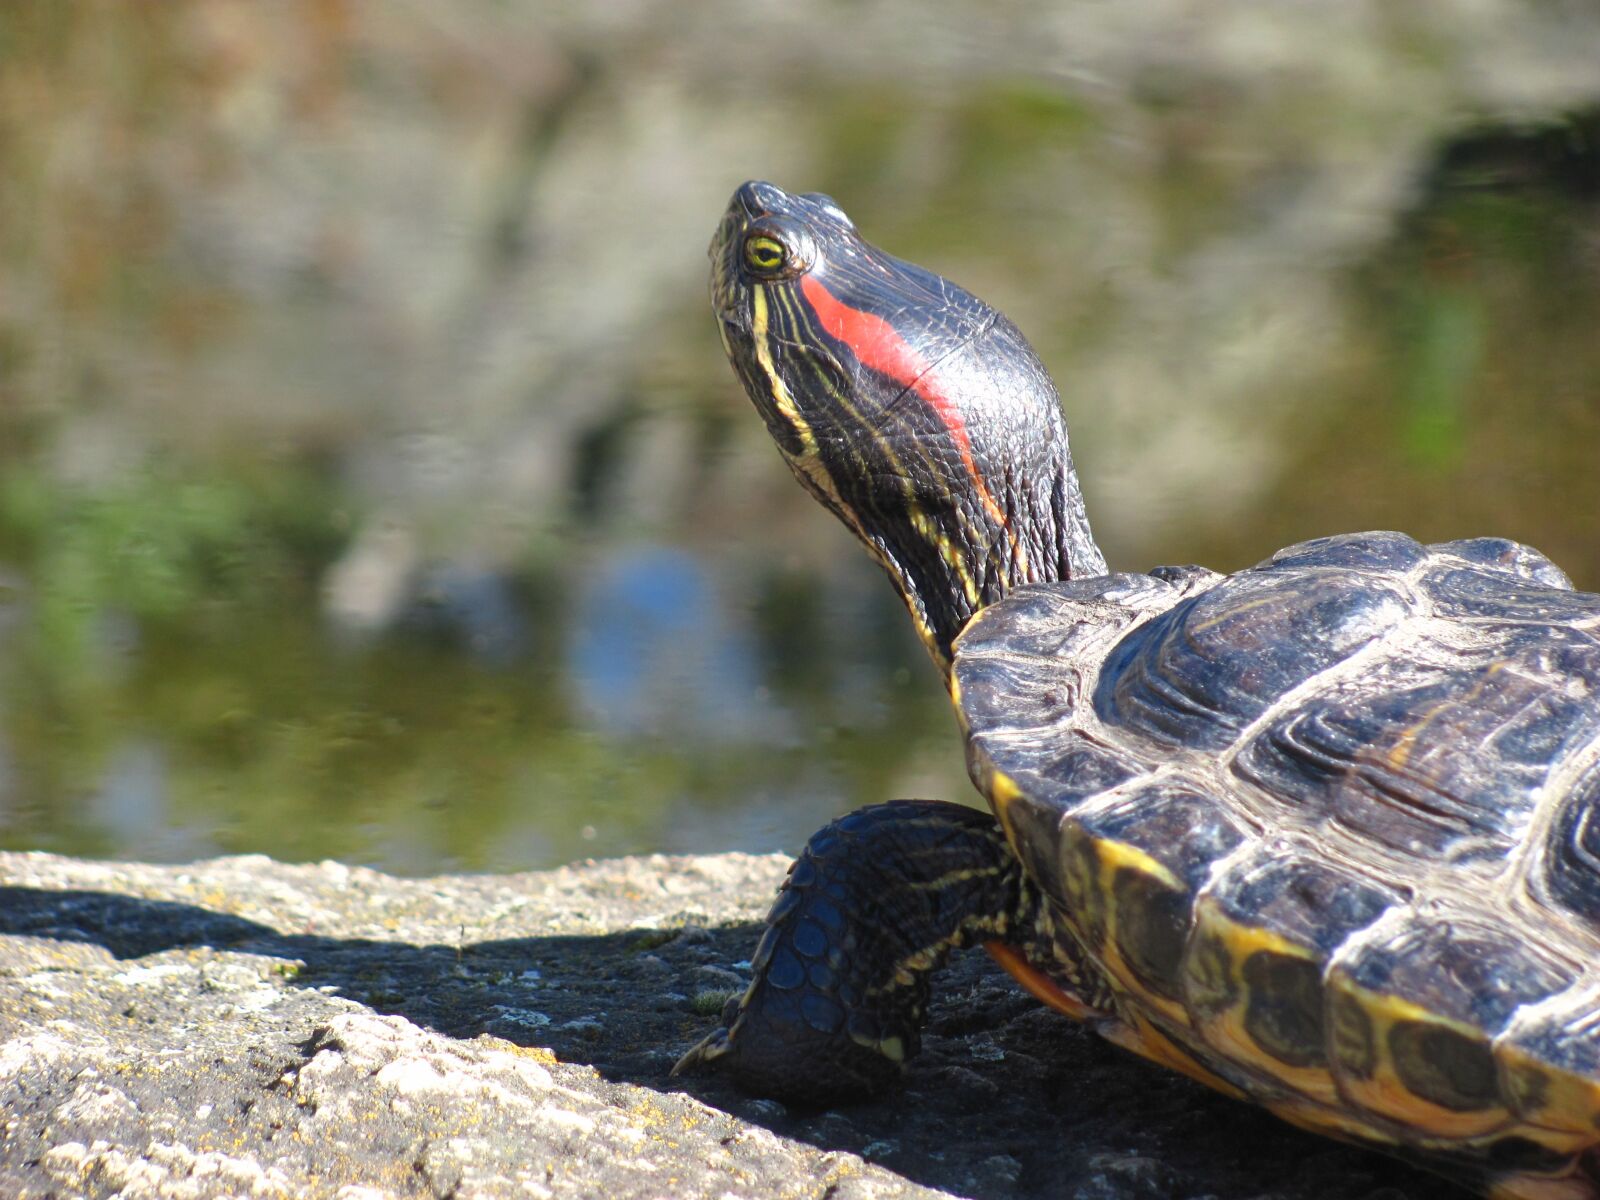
[91,740,218,861]
[569,545,783,742]
[402,563,528,667]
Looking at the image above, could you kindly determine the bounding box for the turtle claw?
[670,1024,732,1077]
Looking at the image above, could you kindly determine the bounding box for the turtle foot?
[673,799,1025,1106]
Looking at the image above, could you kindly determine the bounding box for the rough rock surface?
[0,850,1460,1199]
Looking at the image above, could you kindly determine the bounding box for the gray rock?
[0,851,1464,1199]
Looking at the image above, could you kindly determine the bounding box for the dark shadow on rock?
[0,886,278,958]
[0,885,1464,1200]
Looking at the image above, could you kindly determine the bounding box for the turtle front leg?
[673,799,1035,1106]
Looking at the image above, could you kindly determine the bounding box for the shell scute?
[1422,565,1600,624]
[1390,1021,1501,1114]
[972,733,1142,912]
[1498,989,1600,1134]
[1328,918,1577,1135]
[956,654,1081,733]
[970,730,1141,802]
[1494,689,1599,768]
[1187,849,1400,1101]
[957,573,1175,661]
[1094,568,1412,751]
[1213,849,1401,956]
[1430,537,1575,590]
[1059,783,1249,1009]
[1233,627,1600,858]
[1261,530,1430,574]
[1340,919,1575,1035]
[1239,949,1328,1070]
[1540,767,1600,930]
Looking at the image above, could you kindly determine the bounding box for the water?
[1,5,1598,873]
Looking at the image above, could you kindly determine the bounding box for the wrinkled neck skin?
[839,389,1105,681]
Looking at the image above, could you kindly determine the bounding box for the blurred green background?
[2,2,1598,874]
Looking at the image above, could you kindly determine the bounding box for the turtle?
[673,181,1600,1199]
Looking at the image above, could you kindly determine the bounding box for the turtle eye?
[743,234,788,275]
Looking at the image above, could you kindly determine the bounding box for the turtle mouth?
[708,274,749,335]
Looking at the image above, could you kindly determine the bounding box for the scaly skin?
[674,800,1042,1104]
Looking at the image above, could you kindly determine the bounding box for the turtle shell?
[954,531,1600,1181]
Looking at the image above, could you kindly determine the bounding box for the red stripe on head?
[800,273,930,391]
[799,274,1008,530]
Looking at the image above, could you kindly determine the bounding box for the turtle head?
[711,181,1105,674]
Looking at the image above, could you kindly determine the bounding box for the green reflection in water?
[0,460,963,870]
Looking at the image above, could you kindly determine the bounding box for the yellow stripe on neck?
[910,505,980,612]
[752,287,818,455]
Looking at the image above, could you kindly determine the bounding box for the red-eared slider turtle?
[675,181,1600,1199]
